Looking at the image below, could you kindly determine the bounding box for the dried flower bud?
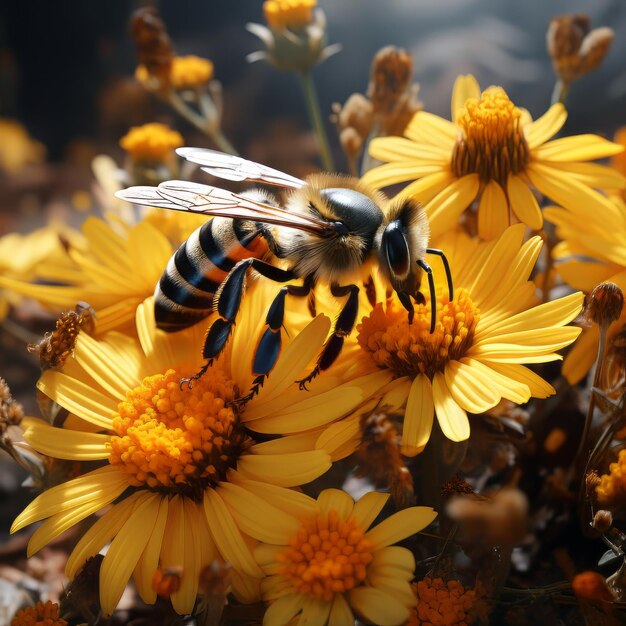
[547,14,614,84]
[603,325,626,401]
[572,571,615,602]
[592,509,613,533]
[152,566,183,598]
[337,93,373,140]
[339,127,364,164]
[0,378,24,432]
[29,303,95,371]
[586,282,624,328]
[441,474,475,498]
[367,46,413,115]
[130,7,174,86]
[586,470,601,491]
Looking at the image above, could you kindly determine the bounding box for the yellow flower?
[10,285,370,616]
[362,74,625,240]
[546,196,626,383]
[613,127,626,200]
[119,123,183,162]
[255,488,436,626]
[10,601,67,626]
[314,226,583,456]
[0,118,45,173]
[408,577,476,626]
[136,55,214,91]
[0,217,173,334]
[0,225,78,320]
[263,0,317,30]
[596,449,626,506]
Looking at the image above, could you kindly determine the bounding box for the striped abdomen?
[155,217,268,331]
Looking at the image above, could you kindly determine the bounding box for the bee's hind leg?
[234,279,313,407]
[181,258,296,390]
[297,283,359,390]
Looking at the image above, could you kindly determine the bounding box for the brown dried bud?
[367,46,413,115]
[547,14,614,84]
[336,93,373,141]
[152,566,182,598]
[586,470,601,491]
[339,127,364,163]
[199,561,232,598]
[602,325,626,401]
[586,282,624,328]
[441,474,475,498]
[592,509,613,533]
[30,303,96,371]
[0,378,24,433]
[572,571,615,602]
[130,7,174,86]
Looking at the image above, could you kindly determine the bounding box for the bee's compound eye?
[382,220,410,278]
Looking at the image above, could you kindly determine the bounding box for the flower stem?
[298,72,334,171]
[551,79,570,105]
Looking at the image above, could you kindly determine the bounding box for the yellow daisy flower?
[255,488,436,626]
[11,284,370,616]
[546,196,626,384]
[313,225,583,456]
[0,217,173,334]
[362,74,625,240]
[120,123,183,163]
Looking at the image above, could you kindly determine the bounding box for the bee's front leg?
[297,283,359,390]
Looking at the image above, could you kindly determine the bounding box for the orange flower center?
[264,0,316,30]
[357,289,479,379]
[408,578,476,626]
[451,87,529,185]
[108,367,250,499]
[10,601,67,626]
[277,510,374,601]
[119,123,183,162]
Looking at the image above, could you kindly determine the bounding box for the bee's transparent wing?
[177,148,307,189]
[115,181,335,237]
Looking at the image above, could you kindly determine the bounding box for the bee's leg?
[397,290,415,325]
[297,283,359,390]
[416,259,436,334]
[425,248,454,300]
[181,259,296,389]
[234,279,313,406]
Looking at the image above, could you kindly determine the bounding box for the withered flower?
[586,282,624,329]
[547,14,613,93]
[572,570,615,602]
[130,7,174,88]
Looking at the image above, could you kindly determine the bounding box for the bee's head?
[376,198,430,295]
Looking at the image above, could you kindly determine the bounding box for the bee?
[116,148,453,401]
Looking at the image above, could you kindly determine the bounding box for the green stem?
[550,79,570,106]
[298,72,334,171]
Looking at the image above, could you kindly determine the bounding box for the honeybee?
[116,148,453,401]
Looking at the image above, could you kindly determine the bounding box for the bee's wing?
[115,181,335,237]
[177,148,307,189]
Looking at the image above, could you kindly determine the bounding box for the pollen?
[119,123,183,162]
[263,0,317,30]
[277,510,374,601]
[451,87,530,185]
[357,289,479,380]
[108,368,250,498]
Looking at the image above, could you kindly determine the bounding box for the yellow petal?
[66,493,143,579]
[317,489,354,520]
[100,493,160,615]
[562,326,598,384]
[360,160,445,188]
[216,482,300,544]
[451,74,481,123]
[445,360,500,413]
[23,421,110,460]
[329,593,354,626]
[127,223,173,287]
[524,103,567,149]
[238,450,330,487]
[404,111,459,148]
[369,137,451,163]
[348,587,410,626]
[487,362,555,398]
[12,466,127,533]
[427,174,480,238]
[366,574,415,605]
[459,357,531,404]
[37,370,117,429]
[532,134,625,162]
[507,176,543,230]
[203,490,263,578]
[478,180,510,240]
[352,491,390,531]
[366,507,437,549]
[432,371,470,442]
[370,546,416,574]
[231,570,262,604]
[314,414,360,461]
[542,161,626,191]
[299,597,331,626]
[402,374,434,455]
[134,497,169,604]
[263,594,304,625]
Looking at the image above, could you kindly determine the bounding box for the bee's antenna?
[417,259,436,333]
[426,248,453,301]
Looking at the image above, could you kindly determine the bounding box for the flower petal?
[507,175,543,230]
[349,587,410,626]
[329,593,354,626]
[263,594,304,626]
[404,111,459,148]
[402,374,434,455]
[238,450,331,487]
[532,134,625,162]
[445,360,500,413]
[478,180,510,240]
[366,507,437,549]
[369,137,450,163]
[432,372,470,442]
[451,74,481,123]
[299,596,331,626]
[524,103,567,149]
[352,491,390,532]
[23,420,110,460]
[427,174,481,238]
